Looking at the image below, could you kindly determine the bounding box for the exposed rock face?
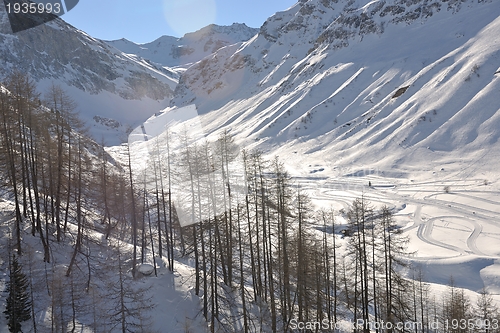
[311,0,475,50]
[93,116,121,129]
[0,4,175,100]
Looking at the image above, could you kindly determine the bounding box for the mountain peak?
[107,23,259,68]
[183,22,256,41]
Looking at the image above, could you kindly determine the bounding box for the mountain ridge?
[0,2,182,144]
[106,23,259,68]
[0,4,177,99]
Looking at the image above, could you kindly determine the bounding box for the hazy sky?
[62,0,297,43]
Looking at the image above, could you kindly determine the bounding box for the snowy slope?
[168,0,500,177]
[0,3,179,145]
[106,23,259,69]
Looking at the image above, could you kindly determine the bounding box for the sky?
[62,0,298,44]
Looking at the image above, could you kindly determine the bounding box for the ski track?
[467,219,485,256]
[297,175,500,260]
[417,216,467,256]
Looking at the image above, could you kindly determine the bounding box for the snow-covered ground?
[293,166,500,293]
[3,160,499,332]
[116,92,500,300]
[0,197,208,333]
[97,123,500,332]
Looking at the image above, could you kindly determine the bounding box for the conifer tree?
[4,255,31,333]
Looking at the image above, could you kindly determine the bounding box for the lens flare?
[162,0,217,37]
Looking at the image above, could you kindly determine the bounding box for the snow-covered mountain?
[167,0,500,179]
[2,2,500,331]
[0,3,179,145]
[106,23,259,68]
